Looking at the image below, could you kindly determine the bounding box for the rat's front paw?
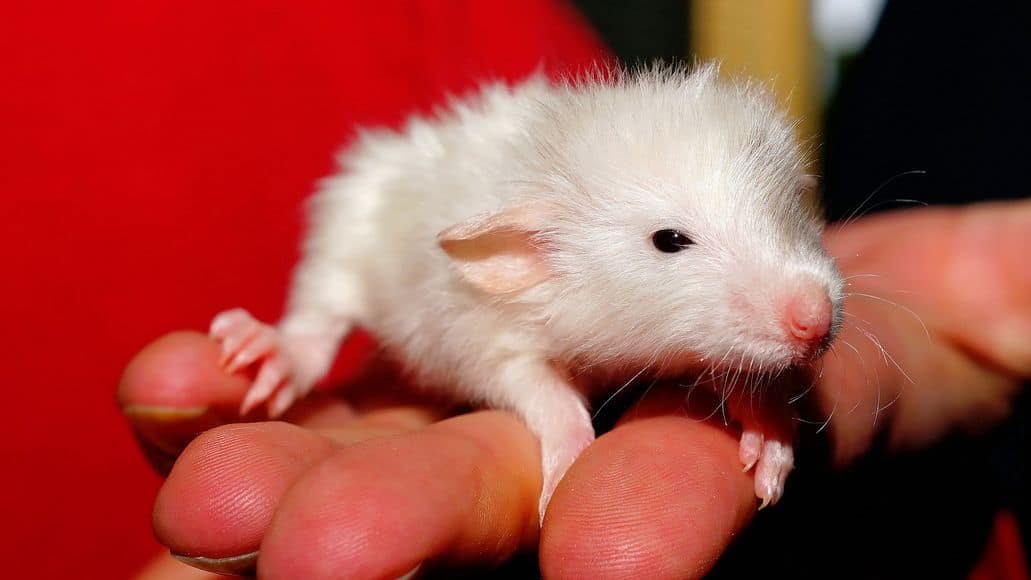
[739,430,794,509]
[727,394,796,509]
[209,308,308,417]
[537,417,596,524]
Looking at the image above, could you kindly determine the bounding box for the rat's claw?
[268,386,298,418]
[210,308,262,368]
[210,308,249,337]
[753,438,793,509]
[738,430,763,472]
[240,355,289,416]
[225,326,278,375]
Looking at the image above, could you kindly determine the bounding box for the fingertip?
[136,551,227,580]
[119,332,259,468]
[541,399,755,579]
[119,331,251,411]
[153,422,335,559]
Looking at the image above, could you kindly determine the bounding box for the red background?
[0,2,605,577]
[2,2,1026,578]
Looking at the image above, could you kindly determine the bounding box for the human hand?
[121,200,1030,579]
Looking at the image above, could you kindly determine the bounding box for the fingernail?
[397,563,423,580]
[122,404,214,469]
[131,430,179,474]
[121,405,210,454]
[172,550,259,576]
[122,404,208,422]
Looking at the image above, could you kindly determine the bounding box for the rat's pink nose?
[783,288,833,358]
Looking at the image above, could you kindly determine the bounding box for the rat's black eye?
[651,229,694,253]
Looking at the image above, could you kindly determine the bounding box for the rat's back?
[283,76,558,387]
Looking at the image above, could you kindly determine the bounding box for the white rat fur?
[210,64,845,519]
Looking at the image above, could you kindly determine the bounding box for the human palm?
[123,200,1030,579]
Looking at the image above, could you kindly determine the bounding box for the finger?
[820,201,1029,461]
[119,332,267,473]
[136,551,223,580]
[929,200,1031,374]
[257,411,542,579]
[827,199,1031,376]
[541,385,755,580]
[119,332,253,414]
[818,309,1017,463]
[119,332,364,473]
[152,409,446,575]
[152,422,338,567]
[120,330,447,478]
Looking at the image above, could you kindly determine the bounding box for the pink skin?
[209,309,334,419]
[786,291,833,346]
[209,309,298,417]
[726,385,799,510]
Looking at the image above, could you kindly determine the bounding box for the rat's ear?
[438,202,553,295]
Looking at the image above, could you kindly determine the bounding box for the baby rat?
[210,64,844,519]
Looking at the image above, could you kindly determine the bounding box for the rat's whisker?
[593,362,651,420]
[845,291,932,343]
[835,336,878,419]
[848,198,928,222]
[843,273,882,282]
[851,327,907,426]
[631,378,660,419]
[842,310,875,329]
[856,325,915,385]
[797,393,838,434]
[814,387,840,434]
[789,355,826,405]
[837,170,927,229]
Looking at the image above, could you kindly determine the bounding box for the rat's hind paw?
[209,308,304,417]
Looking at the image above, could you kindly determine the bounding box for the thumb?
[118,331,256,474]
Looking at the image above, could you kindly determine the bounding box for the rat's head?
[439,66,844,376]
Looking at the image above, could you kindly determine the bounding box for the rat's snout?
[782,285,834,362]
